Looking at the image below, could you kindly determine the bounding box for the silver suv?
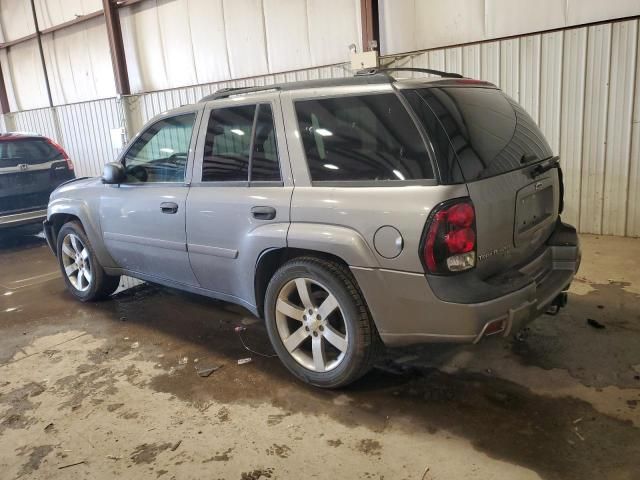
[44,68,581,388]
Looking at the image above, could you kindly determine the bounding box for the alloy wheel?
[275,277,349,372]
[61,233,92,292]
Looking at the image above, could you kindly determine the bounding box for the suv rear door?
[0,136,74,216]
[186,92,292,305]
[403,85,560,277]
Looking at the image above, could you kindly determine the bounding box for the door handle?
[251,206,276,220]
[160,202,179,214]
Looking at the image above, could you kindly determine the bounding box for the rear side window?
[294,93,433,182]
[404,87,553,182]
[203,105,255,182]
[0,139,63,168]
[202,104,282,182]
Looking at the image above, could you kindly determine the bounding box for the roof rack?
[199,86,281,103]
[356,67,464,79]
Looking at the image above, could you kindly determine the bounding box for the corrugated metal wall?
[385,19,640,237]
[137,63,350,122]
[3,19,640,237]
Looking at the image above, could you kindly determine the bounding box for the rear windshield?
[294,93,433,182]
[403,87,553,183]
[0,139,63,168]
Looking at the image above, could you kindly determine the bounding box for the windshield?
[403,87,553,183]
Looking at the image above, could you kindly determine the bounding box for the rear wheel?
[264,257,379,388]
[56,221,120,301]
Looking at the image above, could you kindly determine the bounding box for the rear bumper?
[0,209,47,229]
[352,221,581,347]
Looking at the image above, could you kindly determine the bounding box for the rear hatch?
[0,136,74,215]
[403,84,560,278]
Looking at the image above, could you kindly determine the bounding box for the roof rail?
[199,86,281,103]
[356,67,464,79]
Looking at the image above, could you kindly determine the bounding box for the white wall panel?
[414,0,484,53]
[307,0,361,65]
[519,35,541,122]
[485,0,566,40]
[187,0,230,85]
[559,27,587,228]
[42,16,116,105]
[539,31,563,153]
[263,0,311,72]
[462,44,481,78]
[34,0,102,30]
[380,0,640,54]
[499,39,519,101]
[480,42,500,85]
[0,0,35,41]
[603,21,637,236]
[3,39,49,110]
[119,0,359,94]
[11,107,59,142]
[57,98,123,177]
[567,0,640,26]
[224,0,269,78]
[579,24,611,234]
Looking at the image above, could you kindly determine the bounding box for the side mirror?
[102,162,126,184]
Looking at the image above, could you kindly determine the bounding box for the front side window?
[123,113,195,183]
[294,93,433,182]
[202,104,281,182]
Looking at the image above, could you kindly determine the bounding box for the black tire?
[56,221,120,302]
[264,256,380,388]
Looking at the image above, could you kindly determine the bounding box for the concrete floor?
[0,226,639,480]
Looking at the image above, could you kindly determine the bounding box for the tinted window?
[124,113,195,183]
[251,104,281,182]
[0,139,64,168]
[405,87,553,182]
[295,93,432,182]
[202,105,255,182]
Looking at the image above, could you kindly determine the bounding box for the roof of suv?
[198,70,497,103]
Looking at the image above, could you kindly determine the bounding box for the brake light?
[47,138,74,170]
[422,199,477,274]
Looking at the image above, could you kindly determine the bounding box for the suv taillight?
[422,198,476,274]
[47,139,74,171]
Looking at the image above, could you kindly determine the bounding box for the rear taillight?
[422,198,476,274]
[47,139,74,171]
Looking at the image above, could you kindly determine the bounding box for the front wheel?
[264,257,380,388]
[56,221,120,302]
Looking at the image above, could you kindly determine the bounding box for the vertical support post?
[103,0,130,95]
[360,0,379,51]
[0,62,10,114]
[29,0,54,107]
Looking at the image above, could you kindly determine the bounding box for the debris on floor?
[587,318,606,329]
[178,356,188,365]
[196,365,223,377]
[237,357,252,365]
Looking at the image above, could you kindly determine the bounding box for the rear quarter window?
[404,87,553,183]
[0,139,63,168]
[294,93,433,182]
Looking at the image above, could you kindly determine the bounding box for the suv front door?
[99,109,201,285]
[186,93,292,308]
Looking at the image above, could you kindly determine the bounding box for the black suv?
[0,133,75,230]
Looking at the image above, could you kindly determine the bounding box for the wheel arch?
[47,200,117,268]
[254,247,358,319]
